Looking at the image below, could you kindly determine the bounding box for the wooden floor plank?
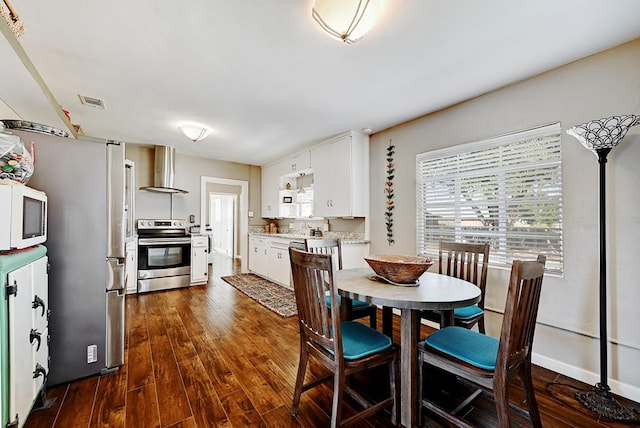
[176,354,233,428]
[89,366,127,428]
[51,376,98,428]
[155,378,193,427]
[220,389,268,427]
[126,384,160,428]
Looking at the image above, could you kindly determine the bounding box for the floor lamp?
[567,114,640,423]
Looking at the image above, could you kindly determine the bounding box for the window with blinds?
[416,123,563,275]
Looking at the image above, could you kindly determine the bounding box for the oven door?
[138,237,191,273]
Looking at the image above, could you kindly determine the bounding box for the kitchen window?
[416,123,564,275]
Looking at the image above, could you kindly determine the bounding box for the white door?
[209,193,236,257]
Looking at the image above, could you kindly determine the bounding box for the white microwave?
[0,184,47,251]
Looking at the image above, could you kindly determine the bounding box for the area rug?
[221,273,297,318]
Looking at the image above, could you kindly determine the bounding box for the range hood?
[140,145,188,194]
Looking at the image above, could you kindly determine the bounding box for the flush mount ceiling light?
[178,123,212,142]
[312,0,385,44]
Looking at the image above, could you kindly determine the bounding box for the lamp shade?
[178,123,211,142]
[566,115,640,155]
[312,0,385,44]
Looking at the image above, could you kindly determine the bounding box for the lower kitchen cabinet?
[248,235,367,288]
[1,245,50,428]
[248,237,269,278]
[125,238,138,294]
[190,235,209,285]
[269,240,291,288]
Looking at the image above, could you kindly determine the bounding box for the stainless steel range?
[137,219,191,293]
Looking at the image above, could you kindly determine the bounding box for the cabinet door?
[125,239,138,294]
[8,264,37,427]
[291,150,311,172]
[191,246,208,284]
[311,143,333,217]
[249,237,269,277]
[328,136,352,216]
[269,244,291,287]
[261,164,282,218]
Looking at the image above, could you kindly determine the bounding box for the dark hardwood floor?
[25,252,640,427]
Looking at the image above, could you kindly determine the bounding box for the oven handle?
[138,237,191,245]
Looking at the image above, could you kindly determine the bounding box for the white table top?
[336,268,481,310]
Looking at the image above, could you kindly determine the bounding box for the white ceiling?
[2,0,640,166]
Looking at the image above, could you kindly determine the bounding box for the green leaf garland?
[385,140,395,245]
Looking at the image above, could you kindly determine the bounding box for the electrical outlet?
[87,344,97,363]
[248,211,254,218]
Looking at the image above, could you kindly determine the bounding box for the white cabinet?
[191,235,209,285]
[249,236,269,277]
[268,239,291,288]
[311,131,369,218]
[125,238,138,294]
[342,243,370,269]
[3,251,49,428]
[284,150,311,174]
[261,163,283,218]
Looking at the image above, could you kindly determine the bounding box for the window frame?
[416,123,564,275]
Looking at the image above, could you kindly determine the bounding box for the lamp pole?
[596,148,610,395]
[567,115,640,423]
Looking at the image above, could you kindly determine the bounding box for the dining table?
[337,267,481,428]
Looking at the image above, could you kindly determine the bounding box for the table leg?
[341,297,352,321]
[400,308,419,427]
[382,306,393,338]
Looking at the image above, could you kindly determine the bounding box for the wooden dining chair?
[418,255,546,427]
[420,241,490,332]
[289,248,399,427]
[305,238,378,329]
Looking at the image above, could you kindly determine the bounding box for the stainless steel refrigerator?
[13,129,125,386]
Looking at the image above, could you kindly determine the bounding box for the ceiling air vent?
[78,94,105,109]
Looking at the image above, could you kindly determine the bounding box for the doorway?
[209,193,237,258]
[200,176,248,272]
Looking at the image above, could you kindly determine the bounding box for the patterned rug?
[221,273,297,318]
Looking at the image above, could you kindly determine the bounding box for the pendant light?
[312,0,385,44]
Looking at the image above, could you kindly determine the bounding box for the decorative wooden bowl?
[364,255,433,284]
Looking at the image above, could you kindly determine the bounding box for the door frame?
[200,176,248,272]
[209,192,237,258]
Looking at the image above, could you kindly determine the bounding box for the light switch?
[248,211,254,218]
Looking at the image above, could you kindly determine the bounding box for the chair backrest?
[289,247,342,358]
[305,238,343,270]
[439,241,490,308]
[496,256,546,375]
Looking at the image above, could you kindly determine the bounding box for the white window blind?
[416,123,563,274]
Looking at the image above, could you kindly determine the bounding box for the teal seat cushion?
[453,305,484,321]
[325,295,373,310]
[425,326,499,370]
[327,321,392,360]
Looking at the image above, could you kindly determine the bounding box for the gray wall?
[125,144,262,227]
[369,38,640,399]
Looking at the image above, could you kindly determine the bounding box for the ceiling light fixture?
[312,0,385,44]
[178,123,211,142]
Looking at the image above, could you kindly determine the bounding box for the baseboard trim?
[532,353,640,403]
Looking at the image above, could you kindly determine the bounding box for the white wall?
[369,38,640,400]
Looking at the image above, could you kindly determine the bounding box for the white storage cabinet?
[191,235,209,285]
[311,131,369,218]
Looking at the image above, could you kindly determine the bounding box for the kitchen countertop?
[249,232,369,245]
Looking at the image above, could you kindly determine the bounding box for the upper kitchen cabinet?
[284,150,311,174]
[311,131,369,218]
[261,162,284,218]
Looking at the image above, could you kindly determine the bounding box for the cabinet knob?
[30,329,42,352]
[32,295,46,317]
[33,363,47,382]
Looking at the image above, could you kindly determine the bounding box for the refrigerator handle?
[107,142,126,258]
[107,257,125,292]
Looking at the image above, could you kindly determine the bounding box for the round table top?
[337,268,481,310]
